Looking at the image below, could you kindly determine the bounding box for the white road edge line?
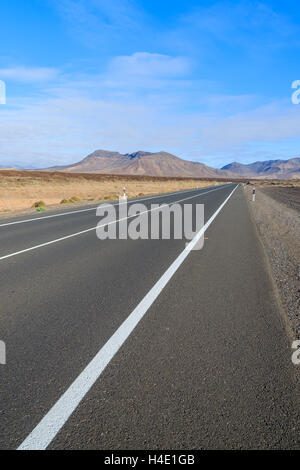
[0,184,225,228]
[0,184,233,261]
[17,184,238,450]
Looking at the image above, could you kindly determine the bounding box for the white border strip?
[18,184,238,450]
[0,185,225,228]
[0,185,232,262]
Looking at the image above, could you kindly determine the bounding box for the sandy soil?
[0,170,223,216]
[245,185,300,336]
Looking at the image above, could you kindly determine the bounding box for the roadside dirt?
[245,185,300,337]
[261,186,300,213]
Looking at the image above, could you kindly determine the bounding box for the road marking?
[0,185,225,228]
[0,185,233,261]
[18,184,238,450]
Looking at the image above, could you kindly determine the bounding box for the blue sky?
[0,0,299,168]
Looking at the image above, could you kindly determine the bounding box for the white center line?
[17,184,238,450]
[0,184,232,262]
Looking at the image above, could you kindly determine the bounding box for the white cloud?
[0,66,59,83]
[198,102,300,149]
[1,88,300,169]
[1,53,300,169]
[109,52,190,78]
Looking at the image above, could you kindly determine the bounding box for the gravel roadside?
[262,186,300,213]
[245,185,300,337]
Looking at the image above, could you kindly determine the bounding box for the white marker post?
[123,187,127,201]
[252,188,256,202]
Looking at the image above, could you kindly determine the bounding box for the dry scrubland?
[0,170,225,216]
[245,183,300,336]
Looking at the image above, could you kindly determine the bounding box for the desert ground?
[245,183,300,336]
[0,170,230,216]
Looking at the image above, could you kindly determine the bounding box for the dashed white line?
[0,185,232,261]
[0,185,224,228]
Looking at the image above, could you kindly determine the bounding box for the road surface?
[0,183,299,450]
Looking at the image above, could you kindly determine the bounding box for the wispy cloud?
[198,101,300,149]
[1,61,299,168]
[102,52,193,104]
[167,1,300,52]
[109,52,190,78]
[0,66,59,83]
[52,0,146,47]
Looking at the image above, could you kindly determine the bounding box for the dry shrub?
[69,196,82,202]
[60,196,82,204]
[31,200,46,208]
[103,195,118,200]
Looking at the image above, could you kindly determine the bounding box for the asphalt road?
[0,183,299,450]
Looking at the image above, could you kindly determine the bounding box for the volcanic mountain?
[46,150,231,178]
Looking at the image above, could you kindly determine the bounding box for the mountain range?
[1,151,299,179]
[222,158,300,179]
[45,150,300,179]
